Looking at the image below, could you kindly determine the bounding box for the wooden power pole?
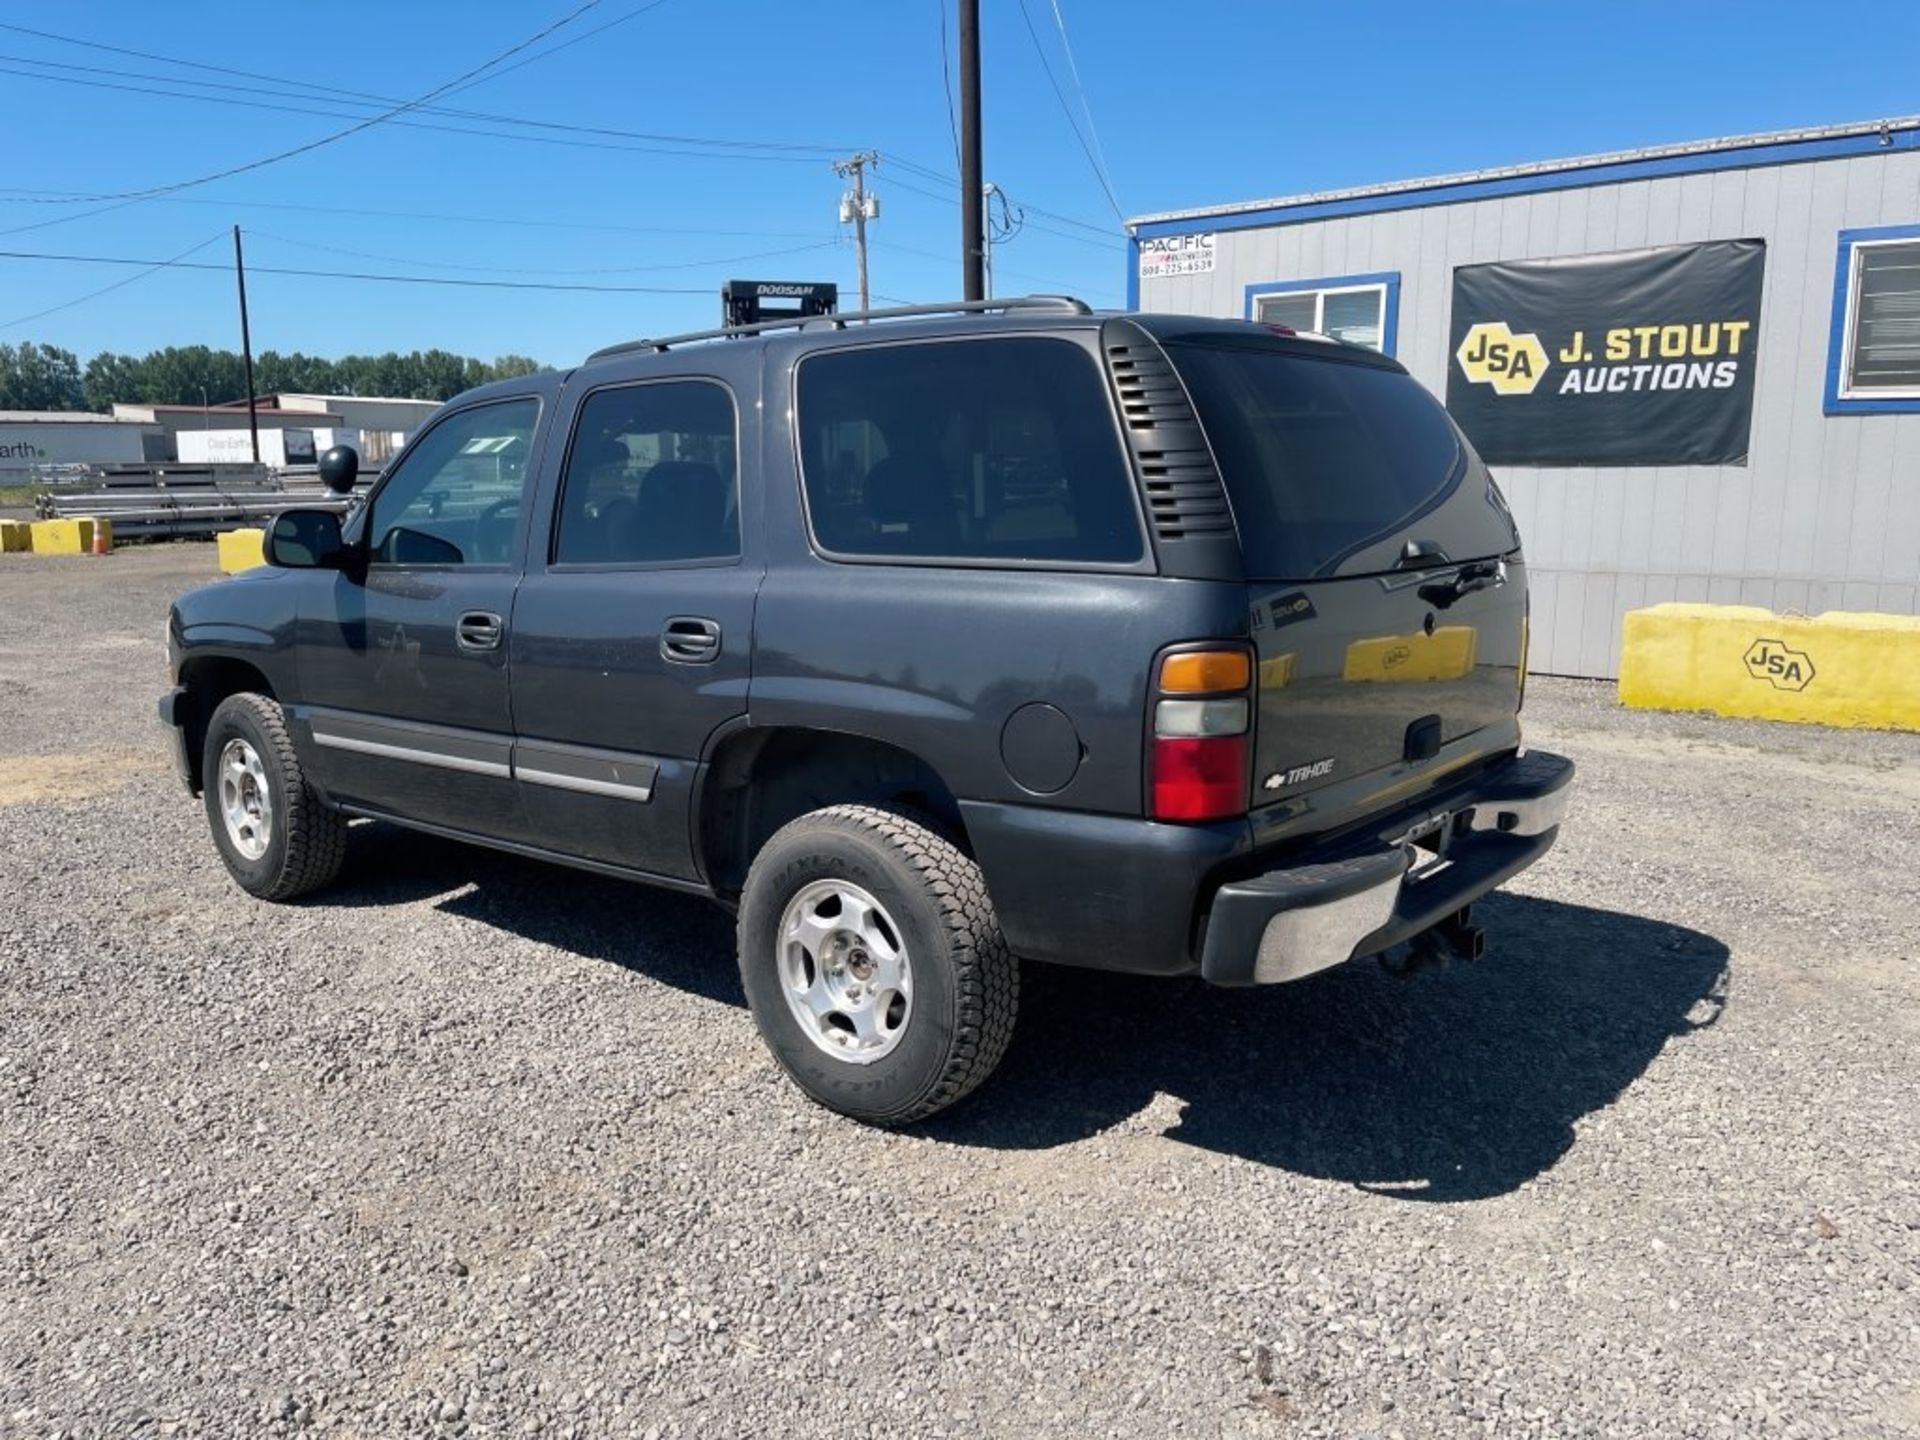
[958,0,984,300]
[834,151,879,312]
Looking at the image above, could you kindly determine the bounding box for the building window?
[1244,272,1400,354]
[1827,225,1920,414]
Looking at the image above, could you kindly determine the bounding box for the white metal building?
[1127,116,1920,679]
[0,411,159,480]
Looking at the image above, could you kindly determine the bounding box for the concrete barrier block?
[0,519,29,553]
[217,527,267,574]
[1620,603,1920,732]
[28,518,89,554]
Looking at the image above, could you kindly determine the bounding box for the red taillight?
[1148,644,1253,822]
[1151,734,1249,821]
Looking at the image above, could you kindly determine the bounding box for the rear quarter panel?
[751,332,1245,814]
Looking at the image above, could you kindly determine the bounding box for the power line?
[1012,0,1124,222]
[1045,0,1122,214]
[0,189,829,241]
[1017,199,1123,239]
[0,247,712,295]
[0,231,226,330]
[0,45,844,157]
[877,152,1120,242]
[244,230,842,278]
[3,0,628,204]
[877,172,1122,251]
[935,0,962,172]
[0,64,831,170]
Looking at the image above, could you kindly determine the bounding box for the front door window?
[366,398,540,566]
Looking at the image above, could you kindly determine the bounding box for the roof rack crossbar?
[586,294,1092,362]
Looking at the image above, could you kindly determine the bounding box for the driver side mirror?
[317,444,360,495]
[264,508,348,569]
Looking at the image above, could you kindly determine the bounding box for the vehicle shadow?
[321,825,1726,1200]
[324,820,743,1007]
[929,892,1728,1201]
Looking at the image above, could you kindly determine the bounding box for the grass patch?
[0,483,44,507]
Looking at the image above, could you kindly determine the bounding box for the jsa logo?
[1456,321,1550,396]
[1743,639,1815,692]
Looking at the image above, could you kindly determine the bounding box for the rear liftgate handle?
[456,610,504,652]
[661,615,722,664]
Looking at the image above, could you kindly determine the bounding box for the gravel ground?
[2,545,1916,1440]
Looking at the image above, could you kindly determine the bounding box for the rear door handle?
[661,615,721,664]
[456,610,504,652]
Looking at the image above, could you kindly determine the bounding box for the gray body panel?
[165,307,1546,977]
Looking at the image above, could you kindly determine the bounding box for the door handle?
[456,610,505,652]
[661,615,721,664]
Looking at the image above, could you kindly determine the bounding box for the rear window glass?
[796,337,1144,564]
[1169,343,1468,578]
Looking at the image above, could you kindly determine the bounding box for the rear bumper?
[1198,749,1574,985]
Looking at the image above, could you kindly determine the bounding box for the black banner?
[1445,240,1765,467]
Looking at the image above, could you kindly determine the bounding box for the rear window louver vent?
[1106,338,1234,542]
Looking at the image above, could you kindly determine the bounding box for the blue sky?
[2,0,1916,369]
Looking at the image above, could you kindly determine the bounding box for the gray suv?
[160,296,1573,1124]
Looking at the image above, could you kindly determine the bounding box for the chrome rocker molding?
[304,708,658,801]
[311,731,513,778]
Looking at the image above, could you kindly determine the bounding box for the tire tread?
[210,692,347,901]
[746,804,1017,1125]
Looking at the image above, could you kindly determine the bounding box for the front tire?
[201,692,347,901]
[737,805,1017,1125]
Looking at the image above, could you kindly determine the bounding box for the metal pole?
[981,183,996,300]
[852,163,870,312]
[232,225,259,466]
[958,0,984,300]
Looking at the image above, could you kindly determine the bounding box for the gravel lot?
[2,544,1916,1440]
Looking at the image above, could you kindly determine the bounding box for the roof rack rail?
[585,294,1093,362]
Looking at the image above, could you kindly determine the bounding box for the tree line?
[0,340,545,414]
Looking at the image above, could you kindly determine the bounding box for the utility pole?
[981,183,998,299]
[958,0,984,300]
[231,225,259,466]
[834,151,880,312]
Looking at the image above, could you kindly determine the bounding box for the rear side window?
[796,337,1143,564]
[554,380,738,565]
[1169,343,1476,578]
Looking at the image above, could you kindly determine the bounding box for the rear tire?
[737,805,1017,1125]
[201,692,347,901]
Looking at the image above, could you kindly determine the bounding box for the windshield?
[1169,343,1482,579]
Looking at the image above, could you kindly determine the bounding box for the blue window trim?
[1825,222,1920,415]
[1243,272,1401,356]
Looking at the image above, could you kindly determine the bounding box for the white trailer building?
[1127,116,1920,679]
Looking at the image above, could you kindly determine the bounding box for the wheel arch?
[695,726,970,899]
[176,652,277,794]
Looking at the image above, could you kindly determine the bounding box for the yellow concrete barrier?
[28,517,94,555]
[217,527,267,574]
[1620,603,1920,732]
[0,519,30,553]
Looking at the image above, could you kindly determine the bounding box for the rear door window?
[1167,342,1512,579]
[796,337,1144,564]
[552,380,739,565]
